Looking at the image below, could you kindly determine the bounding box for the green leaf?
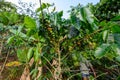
[99,21,107,27]
[84,7,98,30]
[0,23,3,27]
[34,48,39,62]
[94,44,111,58]
[72,6,98,31]
[10,29,17,34]
[0,23,4,31]
[41,3,47,9]
[115,56,120,62]
[24,16,36,29]
[72,54,78,61]
[36,3,51,12]
[71,15,81,30]
[84,7,94,23]
[46,3,51,7]
[5,12,19,24]
[113,34,120,47]
[100,0,108,5]
[26,29,36,36]
[7,36,15,44]
[17,49,27,62]
[0,13,9,25]
[58,11,63,17]
[111,15,120,21]
[103,30,108,41]
[115,47,120,55]
[27,48,33,61]
[111,25,120,33]
[76,8,85,22]
[19,32,27,38]
[36,8,41,13]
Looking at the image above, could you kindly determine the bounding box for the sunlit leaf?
[10,29,17,34]
[103,30,108,41]
[24,16,36,29]
[94,44,111,58]
[7,36,14,44]
[34,48,39,62]
[111,25,120,33]
[17,49,27,62]
[115,56,120,62]
[0,23,4,32]
[84,7,98,30]
[27,48,33,61]
[111,15,120,21]
[0,23,3,28]
[0,13,9,25]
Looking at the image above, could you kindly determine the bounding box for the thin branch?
[39,0,44,22]
[95,72,108,79]
[90,65,97,79]
[0,40,3,56]
[45,65,54,78]
[67,73,81,80]
[0,48,10,76]
[80,28,104,42]
[80,24,116,43]
[62,28,105,60]
[42,56,55,70]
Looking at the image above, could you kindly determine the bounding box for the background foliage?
[0,0,120,80]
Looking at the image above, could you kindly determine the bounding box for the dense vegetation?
[0,0,120,80]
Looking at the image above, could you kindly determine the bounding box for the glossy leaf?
[36,3,51,12]
[111,25,120,33]
[115,56,120,62]
[4,12,19,24]
[27,48,33,61]
[34,48,39,62]
[0,23,4,31]
[7,36,15,44]
[17,49,27,62]
[94,44,111,58]
[111,15,120,21]
[76,8,85,22]
[0,13,9,25]
[103,30,108,41]
[84,7,98,30]
[24,16,36,29]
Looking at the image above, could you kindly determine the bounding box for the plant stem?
[53,42,62,80]
[39,0,44,22]
[58,43,61,80]
[0,48,10,76]
[0,40,3,56]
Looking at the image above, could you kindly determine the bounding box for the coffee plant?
[0,0,120,80]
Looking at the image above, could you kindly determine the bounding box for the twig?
[90,65,97,79]
[80,28,104,42]
[39,0,44,22]
[58,43,61,79]
[80,24,116,43]
[95,72,108,79]
[62,52,70,60]
[0,40,3,56]
[42,56,55,70]
[0,48,10,76]
[63,69,98,74]
[45,65,54,78]
[67,73,81,80]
